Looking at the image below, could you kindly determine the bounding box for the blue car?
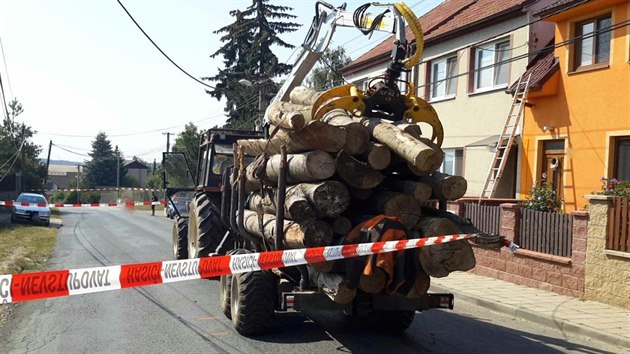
[166,197,189,218]
[11,193,51,226]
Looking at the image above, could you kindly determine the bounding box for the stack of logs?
[237,86,475,304]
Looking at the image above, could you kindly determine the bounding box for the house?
[125,158,149,188]
[518,0,630,211]
[47,164,82,190]
[342,0,556,198]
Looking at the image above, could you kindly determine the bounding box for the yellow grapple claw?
[312,84,366,120]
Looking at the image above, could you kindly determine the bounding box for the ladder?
[479,73,532,200]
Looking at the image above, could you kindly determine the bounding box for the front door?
[540,140,565,196]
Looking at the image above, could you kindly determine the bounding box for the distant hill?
[39,159,82,166]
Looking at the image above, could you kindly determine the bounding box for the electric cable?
[115,0,215,90]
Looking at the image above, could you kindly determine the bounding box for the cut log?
[310,267,357,304]
[289,86,322,106]
[248,188,316,223]
[348,187,373,200]
[330,216,352,235]
[320,109,369,155]
[419,172,468,201]
[248,181,349,220]
[417,217,475,278]
[362,118,444,175]
[406,270,431,299]
[242,210,333,249]
[245,150,335,192]
[335,150,385,189]
[371,191,422,229]
[362,142,391,170]
[385,180,432,202]
[266,101,311,130]
[358,267,386,294]
[238,120,346,156]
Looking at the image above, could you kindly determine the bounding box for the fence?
[607,196,630,252]
[464,203,501,235]
[520,208,573,257]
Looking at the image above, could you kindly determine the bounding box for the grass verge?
[0,222,59,328]
[0,224,58,275]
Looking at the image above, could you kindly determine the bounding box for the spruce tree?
[204,0,300,129]
[83,133,127,188]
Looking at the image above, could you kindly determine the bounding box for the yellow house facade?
[520,0,630,211]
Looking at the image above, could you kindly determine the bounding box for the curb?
[430,284,630,349]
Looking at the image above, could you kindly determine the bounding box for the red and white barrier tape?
[26,187,162,193]
[0,201,167,208]
[0,234,519,304]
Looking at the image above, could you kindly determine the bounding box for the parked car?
[166,197,189,219]
[11,193,51,226]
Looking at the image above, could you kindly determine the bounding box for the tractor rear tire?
[230,269,276,336]
[188,194,226,258]
[172,217,188,260]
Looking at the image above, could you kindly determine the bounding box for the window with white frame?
[473,39,510,91]
[429,54,458,100]
[441,149,463,176]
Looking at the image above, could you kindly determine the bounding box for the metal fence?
[520,209,573,257]
[464,203,501,235]
[607,196,630,252]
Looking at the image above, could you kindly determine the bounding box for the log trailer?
[163,1,507,335]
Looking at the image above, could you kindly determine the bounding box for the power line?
[415,19,630,92]
[0,37,13,99]
[115,0,215,90]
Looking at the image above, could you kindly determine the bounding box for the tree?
[83,133,127,188]
[305,47,351,91]
[172,122,202,176]
[204,0,300,129]
[0,98,46,190]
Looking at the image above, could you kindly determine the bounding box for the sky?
[0,0,442,164]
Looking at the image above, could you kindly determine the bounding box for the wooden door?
[540,140,565,196]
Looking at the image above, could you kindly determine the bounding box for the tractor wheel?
[230,270,276,335]
[187,194,226,258]
[172,217,188,260]
[220,274,232,319]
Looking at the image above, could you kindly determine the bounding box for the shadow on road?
[253,308,616,354]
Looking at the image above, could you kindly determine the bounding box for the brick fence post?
[500,203,521,244]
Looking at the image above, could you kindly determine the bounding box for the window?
[614,137,630,182]
[441,149,463,176]
[573,15,611,70]
[429,54,458,100]
[472,39,510,91]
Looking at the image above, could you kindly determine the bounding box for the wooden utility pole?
[44,140,52,187]
[162,132,173,153]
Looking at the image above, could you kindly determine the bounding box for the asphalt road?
[0,208,624,353]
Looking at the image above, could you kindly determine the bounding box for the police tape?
[26,187,162,193]
[0,234,519,304]
[0,201,167,208]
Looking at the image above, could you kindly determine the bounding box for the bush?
[598,177,630,197]
[522,181,563,213]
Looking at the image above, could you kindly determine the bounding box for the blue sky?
[0,0,441,163]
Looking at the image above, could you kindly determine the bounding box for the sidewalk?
[430,272,630,349]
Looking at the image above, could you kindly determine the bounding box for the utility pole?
[115,145,120,203]
[44,140,52,187]
[162,132,174,153]
[153,158,157,175]
[76,164,80,204]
